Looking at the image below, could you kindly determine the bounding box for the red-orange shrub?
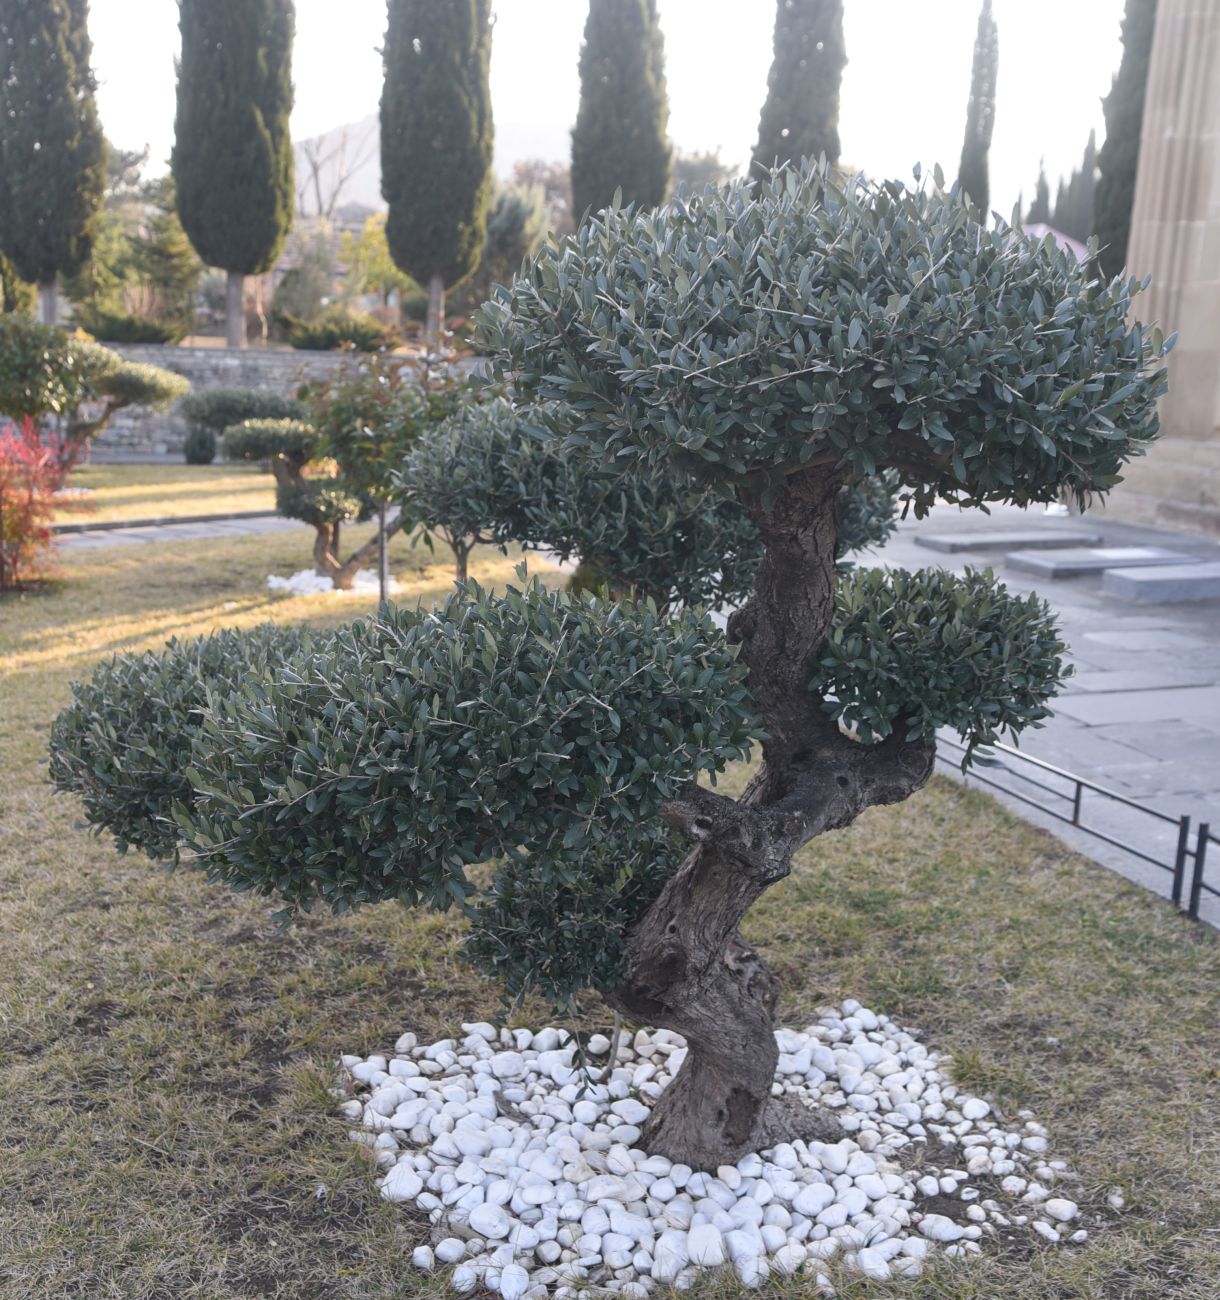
[0,418,59,590]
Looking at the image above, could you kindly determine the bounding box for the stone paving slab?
[884,502,1220,922]
[915,528,1102,553]
[1062,669,1218,694]
[1080,627,1214,653]
[1006,546,1201,578]
[1103,562,1220,603]
[60,516,300,551]
[1051,685,1220,729]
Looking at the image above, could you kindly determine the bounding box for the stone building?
[1114,0,1220,536]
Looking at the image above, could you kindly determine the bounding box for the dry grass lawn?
[0,531,1216,1300]
[54,462,277,526]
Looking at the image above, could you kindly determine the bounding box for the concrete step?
[1006,546,1202,578]
[915,528,1102,554]
[1103,562,1220,603]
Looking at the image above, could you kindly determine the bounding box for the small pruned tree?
[751,0,846,179]
[570,0,671,220]
[172,0,295,348]
[219,353,468,591]
[0,0,107,325]
[52,163,1168,1170]
[381,0,494,339]
[0,315,188,470]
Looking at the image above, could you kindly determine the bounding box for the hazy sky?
[89,0,1124,217]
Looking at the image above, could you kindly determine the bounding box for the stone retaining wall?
[95,344,348,457]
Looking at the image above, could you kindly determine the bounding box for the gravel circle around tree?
[341,1000,1088,1297]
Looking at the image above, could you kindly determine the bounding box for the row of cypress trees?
[0,0,1161,346]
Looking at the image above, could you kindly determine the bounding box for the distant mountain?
[294,112,571,216]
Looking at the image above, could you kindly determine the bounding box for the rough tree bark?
[312,514,408,590]
[225,271,247,349]
[269,454,404,590]
[38,282,57,326]
[609,468,937,1170]
[426,272,445,341]
[451,540,470,585]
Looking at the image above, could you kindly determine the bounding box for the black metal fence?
[935,736,1216,922]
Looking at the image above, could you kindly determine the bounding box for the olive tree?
[50,164,1167,1170]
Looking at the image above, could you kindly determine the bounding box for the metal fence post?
[1188,824,1210,921]
[1172,817,1192,907]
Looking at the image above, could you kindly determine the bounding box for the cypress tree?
[381,0,495,340]
[1095,0,1157,278]
[751,0,846,178]
[1053,130,1098,243]
[1026,162,1051,225]
[570,0,671,220]
[956,0,998,215]
[0,0,106,324]
[1052,180,1069,232]
[172,0,295,349]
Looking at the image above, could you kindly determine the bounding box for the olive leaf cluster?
[179,387,307,435]
[476,163,1169,511]
[48,625,307,863]
[52,579,759,922]
[811,566,1070,762]
[398,396,900,608]
[463,827,681,1011]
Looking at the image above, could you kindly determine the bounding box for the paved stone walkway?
[885,504,1220,926]
[60,514,301,552]
[60,506,1220,924]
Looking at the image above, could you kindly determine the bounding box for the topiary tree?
[380,0,494,340]
[0,315,188,470]
[956,0,998,216]
[0,0,107,325]
[570,0,671,221]
[52,163,1168,1170]
[751,0,846,178]
[172,0,295,348]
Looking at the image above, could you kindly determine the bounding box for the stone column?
[1114,0,1220,536]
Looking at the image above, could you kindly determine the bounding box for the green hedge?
[179,387,307,435]
[285,308,396,353]
[222,417,319,467]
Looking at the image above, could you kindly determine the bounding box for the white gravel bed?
[266,568,400,596]
[339,1000,1086,1296]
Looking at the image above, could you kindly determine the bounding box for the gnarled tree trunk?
[609,468,936,1169]
[313,512,407,590]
